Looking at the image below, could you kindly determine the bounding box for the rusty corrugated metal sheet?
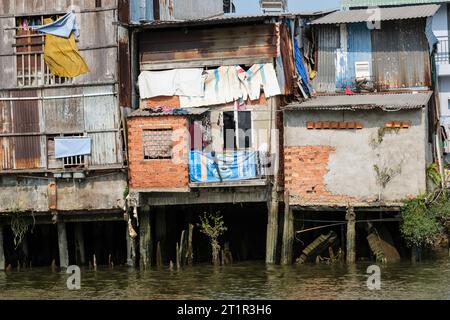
[0,92,13,169]
[312,25,340,93]
[280,23,294,95]
[119,0,130,24]
[139,23,278,66]
[11,90,41,169]
[372,20,431,90]
[118,26,132,108]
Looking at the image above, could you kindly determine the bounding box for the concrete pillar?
[281,193,294,265]
[0,226,5,271]
[139,206,152,269]
[57,221,69,269]
[265,189,279,264]
[74,223,85,265]
[126,220,135,267]
[346,206,356,264]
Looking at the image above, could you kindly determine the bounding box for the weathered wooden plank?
[57,220,69,268]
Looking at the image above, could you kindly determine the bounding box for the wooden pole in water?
[0,225,5,271]
[57,220,69,269]
[187,224,194,265]
[281,192,293,265]
[139,206,152,269]
[346,206,356,264]
[74,223,86,265]
[266,181,279,264]
[156,241,162,268]
[126,220,135,267]
[176,242,180,269]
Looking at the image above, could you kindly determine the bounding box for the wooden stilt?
[21,234,29,268]
[74,223,85,265]
[281,193,293,265]
[126,220,135,267]
[0,226,5,271]
[346,206,356,264]
[57,220,69,268]
[156,241,162,268]
[187,224,194,265]
[139,206,152,269]
[156,208,166,263]
[93,254,97,270]
[176,242,180,269]
[266,183,279,264]
[179,230,186,266]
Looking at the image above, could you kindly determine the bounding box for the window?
[223,111,252,150]
[143,129,173,159]
[15,15,72,87]
[355,61,370,80]
[95,0,102,8]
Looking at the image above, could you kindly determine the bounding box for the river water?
[1,257,450,300]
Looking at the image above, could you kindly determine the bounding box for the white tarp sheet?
[55,137,91,159]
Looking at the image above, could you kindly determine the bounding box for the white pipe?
[0,92,116,101]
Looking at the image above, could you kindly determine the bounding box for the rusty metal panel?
[279,23,294,95]
[0,92,13,170]
[83,86,122,165]
[118,26,131,108]
[42,87,84,134]
[312,25,340,93]
[372,20,431,90]
[139,23,278,66]
[119,0,130,23]
[10,90,42,169]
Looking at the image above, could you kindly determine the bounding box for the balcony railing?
[436,36,449,65]
[188,150,273,185]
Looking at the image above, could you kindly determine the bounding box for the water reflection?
[1,258,450,300]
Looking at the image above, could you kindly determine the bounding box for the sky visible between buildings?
[233,0,341,14]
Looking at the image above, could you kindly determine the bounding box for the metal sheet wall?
[312,25,340,93]
[371,20,431,90]
[336,23,372,90]
[139,23,279,68]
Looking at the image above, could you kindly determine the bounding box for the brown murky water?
[1,257,450,300]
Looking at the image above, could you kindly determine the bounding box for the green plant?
[197,212,227,265]
[9,206,29,250]
[401,191,450,248]
[373,164,401,189]
[426,163,442,187]
[123,186,129,200]
[371,127,400,147]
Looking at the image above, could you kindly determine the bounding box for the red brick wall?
[284,146,354,205]
[127,116,189,191]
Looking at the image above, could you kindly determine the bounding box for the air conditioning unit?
[260,0,288,13]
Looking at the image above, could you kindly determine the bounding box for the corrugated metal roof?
[285,92,433,110]
[128,108,209,117]
[342,0,450,9]
[310,4,440,25]
[130,11,336,28]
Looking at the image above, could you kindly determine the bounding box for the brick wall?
[284,146,354,205]
[127,116,189,191]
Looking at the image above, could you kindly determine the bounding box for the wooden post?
[176,242,180,269]
[0,226,5,271]
[126,220,136,267]
[139,206,152,269]
[156,208,167,264]
[156,241,162,268]
[187,224,194,265]
[74,223,86,265]
[57,220,69,269]
[281,193,294,265]
[266,182,279,264]
[346,206,356,264]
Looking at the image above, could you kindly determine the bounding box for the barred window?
[143,129,173,160]
[15,15,72,87]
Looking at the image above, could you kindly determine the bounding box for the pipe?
[0,92,116,101]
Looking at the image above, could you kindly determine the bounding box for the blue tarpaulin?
[55,137,91,159]
[294,37,311,96]
[189,151,258,183]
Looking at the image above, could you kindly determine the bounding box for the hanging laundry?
[36,16,89,78]
[55,137,91,159]
[180,66,244,108]
[35,12,80,38]
[238,64,281,100]
[138,68,205,99]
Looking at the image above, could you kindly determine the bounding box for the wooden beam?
[346,206,356,264]
[0,226,5,271]
[57,221,69,269]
